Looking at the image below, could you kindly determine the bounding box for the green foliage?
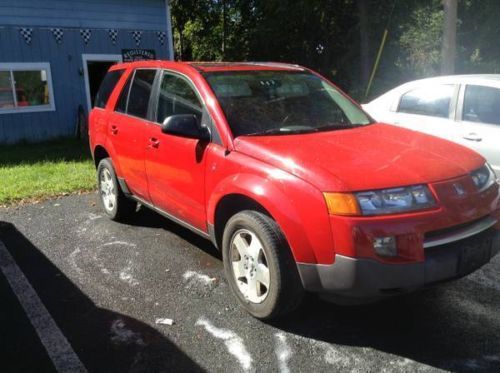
[397,2,444,78]
[0,139,95,205]
[169,0,500,100]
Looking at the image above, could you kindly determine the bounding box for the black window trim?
[396,83,459,120]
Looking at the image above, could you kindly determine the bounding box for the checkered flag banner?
[156,31,166,45]
[108,29,118,45]
[19,28,33,45]
[80,29,92,45]
[50,28,64,44]
[131,30,142,47]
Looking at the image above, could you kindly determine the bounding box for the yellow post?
[364,28,389,100]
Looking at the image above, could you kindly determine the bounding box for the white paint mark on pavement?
[274,333,291,373]
[110,319,145,346]
[196,317,253,372]
[101,241,136,248]
[119,261,140,287]
[0,240,87,372]
[183,270,216,284]
[68,247,83,276]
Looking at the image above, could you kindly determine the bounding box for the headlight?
[324,185,436,216]
[471,163,496,192]
[356,185,436,215]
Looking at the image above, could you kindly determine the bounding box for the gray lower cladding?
[297,229,500,299]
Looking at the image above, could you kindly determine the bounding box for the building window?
[0,63,55,114]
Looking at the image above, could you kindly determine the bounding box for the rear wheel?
[222,211,304,319]
[97,158,136,221]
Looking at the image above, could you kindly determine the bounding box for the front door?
[392,83,461,141]
[145,71,209,230]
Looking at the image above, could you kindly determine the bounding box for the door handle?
[149,137,160,148]
[462,132,482,142]
[110,125,118,135]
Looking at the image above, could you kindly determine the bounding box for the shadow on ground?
[0,222,202,373]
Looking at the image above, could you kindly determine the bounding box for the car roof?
[401,74,500,86]
[110,60,305,73]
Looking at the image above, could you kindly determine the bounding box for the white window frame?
[0,62,56,115]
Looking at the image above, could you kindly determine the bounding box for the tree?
[441,0,457,74]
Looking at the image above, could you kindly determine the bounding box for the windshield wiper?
[245,127,319,136]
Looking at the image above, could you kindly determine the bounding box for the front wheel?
[222,211,304,319]
[97,158,136,221]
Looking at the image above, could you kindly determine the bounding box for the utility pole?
[441,0,457,75]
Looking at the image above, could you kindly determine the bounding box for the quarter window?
[115,75,132,113]
[0,63,55,114]
[122,69,157,119]
[463,85,500,125]
[398,84,454,118]
[156,72,203,123]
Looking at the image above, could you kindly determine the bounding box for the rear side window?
[398,84,454,118]
[94,69,123,108]
[463,85,500,125]
[127,69,157,119]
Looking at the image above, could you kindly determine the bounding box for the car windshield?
[203,70,372,137]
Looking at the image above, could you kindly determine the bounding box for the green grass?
[0,138,96,206]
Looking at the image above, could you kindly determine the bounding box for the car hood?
[233,123,485,191]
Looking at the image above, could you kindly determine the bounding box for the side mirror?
[161,114,210,141]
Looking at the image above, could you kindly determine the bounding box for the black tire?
[222,210,304,319]
[97,158,136,221]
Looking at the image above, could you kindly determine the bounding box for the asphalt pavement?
[0,193,499,372]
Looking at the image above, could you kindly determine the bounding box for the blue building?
[0,0,173,143]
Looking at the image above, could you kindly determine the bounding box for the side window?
[126,69,157,119]
[398,84,454,118]
[115,74,132,113]
[156,72,203,123]
[463,85,500,125]
[94,69,123,108]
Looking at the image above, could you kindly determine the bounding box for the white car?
[363,75,500,175]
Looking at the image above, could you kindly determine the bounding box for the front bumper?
[297,228,500,302]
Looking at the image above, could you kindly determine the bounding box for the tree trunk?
[357,0,370,86]
[441,0,457,75]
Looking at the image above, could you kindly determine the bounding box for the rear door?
[107,68,158,201]
[145,70,210,230]
[458,83,500,175]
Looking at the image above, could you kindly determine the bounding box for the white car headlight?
[355,185,436,216]
[471,163,496,192]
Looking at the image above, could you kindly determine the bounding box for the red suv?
[89,61,500,319]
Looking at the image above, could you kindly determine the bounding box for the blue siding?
[0,0,168,31]
[0,0,172,143]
